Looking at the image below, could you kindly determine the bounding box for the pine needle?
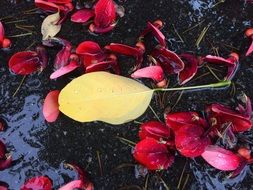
[195,24,211,48]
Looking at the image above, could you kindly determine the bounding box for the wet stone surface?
[0,0,253,189]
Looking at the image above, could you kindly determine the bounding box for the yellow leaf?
[59,72,154,124]
[41,11,61,40]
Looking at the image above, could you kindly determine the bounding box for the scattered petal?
[20,176,53,190]
[131,66,164,82]
[147,21,166,47]
[71,9,95,23]
[245,28,253,56]
[201,145,240,171]
[50,60,79,79]
[43,90,60,122]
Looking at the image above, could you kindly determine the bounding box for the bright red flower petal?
[175,124,211,157]
[105,43,141,56]
[85,60,120,74]
[139,121,171,141]
[94,0,116,28]
[54,39,72,69]
[0,21,5,45]
[20,176,53,190]
[131,66,164,82]
[71,9,95,23]
[8,51,41,75]
[50,60,79,79]
[147,21,166,47]
[133,138,174,170]
[43,90,60,122]
[201,145,240,171]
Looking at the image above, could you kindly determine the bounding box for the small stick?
[133,120,143,125]
[144,173,149,190]
[96,151,103,176]
[15,24,35,33]
[177,162,187,189]
[212,0,225,8]
[7,33,33,38]
[171,91,184,111]
[173,24,184,43]
[13,76,26,97]
[205,64,221,81]
[158,176,170,190]
[181,174,190,190]
[116,136,136,148]
[195,24,211,48]
[23,7,39,13]
[25,41,36,50]
[182,20,205,34]
[148,105,162,122]
[5,19,27,24]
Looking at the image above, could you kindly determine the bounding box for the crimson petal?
[175,124,211,157]
[139,121,170,141]
[152,46,184,74]
[54,39,72,69]
[147,22,166,47]
[50,60,79,79]
[71,9,95,23]
[20,176,53,190]
[140,20,163,38]
[43,90,60,122]
[133,138,174,170]
[178,53,198,85]
[9,51,41,75]
[85,60,120,74]
[245,28,253,56]
[203,53,239,80]
[131,66,164,82]
[0,21,5,44]
[35,0,59,13]
[201,145,240,171]
[165,112,206,133]
[94,0,116,29]
[206,102,252,133]
[35,45,48,69]
[105,43,141,56]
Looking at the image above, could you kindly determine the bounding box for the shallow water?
[0,0,253,189]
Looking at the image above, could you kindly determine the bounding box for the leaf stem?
[154,80,231,92]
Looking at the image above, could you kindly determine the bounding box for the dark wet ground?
[0,0,253,189]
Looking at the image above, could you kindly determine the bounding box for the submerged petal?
[43,90,60,122]
[20,176,53,190]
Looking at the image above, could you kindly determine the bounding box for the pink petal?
[0,181,8,190]
[133,138,174,170]
[105,43,141,56]
[131,66,164,82]
[246,40,253,56]
[147,22,166,47]
[35,0,59,12]
[59,180,83,190]
[201,145,240,171]
[178,53,198,85]
[175,124,211,157]
[94,0,116,28]
[0,21,5,44]
[139,121,170,141]
[8,51,41,75]
[152,46,185,74]
[50,61,79,79]
[54,40,72,69]
[43,90,60,122]
[85,60,120,74]
[71,9,95,23]
[89,23,116,34]
[20,176,53,190]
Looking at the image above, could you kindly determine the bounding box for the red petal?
[59,180,83,190]
[201,145,240,171]
[133,138,174,170]
[206,103,252,132]
[139,121,170,141]
[152,47,184,74]
[246,40,253,56]
[43,90,60,122]
[54,40,72,69]
[50,60,79,79]
[20,176,53,190]
[9,51,41,75]
[35,0,59,12]
[105,43,141,57]
[131,66,164,82]
[140,20,163,38]
[94,0,116,28]
[76,41,102,55]
[0,155,12,171]
[147,22,166,47]
[85,60,120,74]
[175,124,211,157]
[35,45,48,69]
[0,140,6,159]
[0,181,8,190]
[204,54,238,80]
[0,21,5,44]
[89,23,116,34]
[165,112,206,133]
[71,9,95,23]
[47,0,72,4]
[178,53,198,85]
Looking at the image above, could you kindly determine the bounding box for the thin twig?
[5,19,27,24]
[195,24,211,48]
[182,20,205,34]
[181,174,190,190]
[96,151,103,176]
[144,173,149,190]
[205,64,221,81]
[7,33,33,38]
[116,136,136,148]
[171,91,184,111]
[158,176,170,190]
[177,162,187,189]
[13,76,26,97]
[173,24,184,43]
[149,105,162,122]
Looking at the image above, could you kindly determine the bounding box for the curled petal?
[94,0,116,28]
[105,43,141,57]
[76,41,103,56]
[20,176,53,190]
[50,60,79,79]
[147,22,166,47]
[0,21,5,44]
[35,45,48,69]
[246,41,253,57]
[165,112,206,133]
[178,53,198,85]
[206,103,252,132]
[85,60,120,74]
[204,53,239,80]
[131,66,164,82]
[201,145,240,171]
[139,121,170,141]
[245,28,253,56]
[43,90,60,122]
[8,51,41,75]
[89,23,116,34]
[152,46,184,74]
[175,124,211,157]
[133,138,174,170]
[54,40,72,69]
[71,9,95,23]
[140,20,163,38]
